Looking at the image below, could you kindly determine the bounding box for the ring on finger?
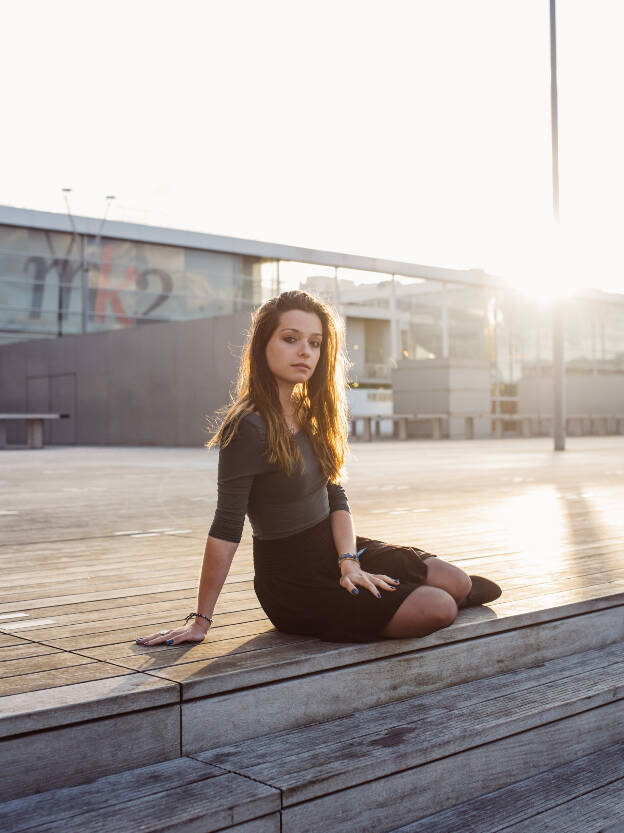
[159,629,168,635]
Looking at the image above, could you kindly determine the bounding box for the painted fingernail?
[351,588,359,595]
[377,592,382,598]
[166,639,174,645]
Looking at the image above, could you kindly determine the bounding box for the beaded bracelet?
[337,547,365,568]
[184,611,214,626]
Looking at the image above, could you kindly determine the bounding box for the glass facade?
[2,220,624,426]
[0,224,264,344]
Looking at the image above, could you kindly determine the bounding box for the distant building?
[1,204,623,445]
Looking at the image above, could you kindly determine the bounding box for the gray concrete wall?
[0,312,251,446]
[517,370,624,418]
[392,358,491,438]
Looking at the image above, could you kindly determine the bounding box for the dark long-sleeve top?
[208,412,350,543]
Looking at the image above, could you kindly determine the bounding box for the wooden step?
[0,757,280,833]
[2,594,623,801]
[170,593,624,752]
[0,672,180,801]
[3,645,622,832]
[388,741,624,833]
[193,643,624,833]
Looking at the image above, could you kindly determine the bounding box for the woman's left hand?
[339,562,400,597]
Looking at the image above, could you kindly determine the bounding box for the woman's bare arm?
[195,535,239,624]
[330,509,357,559]
[136,535,238,646]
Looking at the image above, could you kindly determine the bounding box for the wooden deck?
[1,436,623,809]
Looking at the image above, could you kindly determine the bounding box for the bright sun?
[495,222,622,300]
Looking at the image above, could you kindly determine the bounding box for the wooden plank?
[0,582,199,610]
[153,600,624,705]
[5,590,200,619]
[10,772,280,833]
[5,613,194,641]
[0,585,256,624]
[0,567,250,599]
[1,592,256,631]
[391,742,624,832]
[194,645,624,772]
[1,704,181,802]
[500,779,624,833]
[0,757,222,831]
[243,659,624,806]
[1,590,259,636]
[17,584,237,614]
[494,580,624,615]
[0,559,251,587]
[0,644,61,662]
[0,634,32,648]
[194,644,624,779]
[0,651,94,680]
[224,817,280,833]
[0,672,179,737]
[104,630,314,675]
[41,607,269,651]
[181,607,624,751]
[3,593,260,640]
[79,619,288,662]
[280,700,624,833]
[474,560,624,590]
[0,660,136,697]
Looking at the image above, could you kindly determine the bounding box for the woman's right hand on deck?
[135,621,209,647]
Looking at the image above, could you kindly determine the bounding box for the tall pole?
[550,0,565,450]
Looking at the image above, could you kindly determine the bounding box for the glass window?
[0,224,265,344]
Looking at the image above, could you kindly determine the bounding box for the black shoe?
[458,575,502,609]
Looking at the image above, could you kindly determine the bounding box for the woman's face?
[265,308,323,389]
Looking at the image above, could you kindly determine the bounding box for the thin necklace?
[284,411,298,434]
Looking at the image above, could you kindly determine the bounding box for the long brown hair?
[205,289,350,482]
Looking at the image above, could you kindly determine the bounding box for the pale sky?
[3,0,624,295]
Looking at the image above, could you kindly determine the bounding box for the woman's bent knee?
[435,591,458,628]
[381,585,457,639]
[423,586,458,626]
[425,558,472,604]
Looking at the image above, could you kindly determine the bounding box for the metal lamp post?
[549,0,565,450]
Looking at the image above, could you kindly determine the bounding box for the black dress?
[209,412,437,643]
[252,515,437,643]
